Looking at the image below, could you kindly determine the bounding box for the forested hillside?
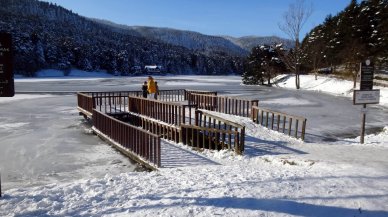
[92,20,295,57]
[224,35,294,52]
[302,0,387,73]
[91,20,249,57]
[0,0,243,76]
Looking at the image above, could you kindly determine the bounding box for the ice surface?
[0,95,140,191]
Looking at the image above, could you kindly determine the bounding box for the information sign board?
[0,32,14,97]
[360,59,374,90]
[353,89,380,105]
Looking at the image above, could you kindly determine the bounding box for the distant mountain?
[92,19,293,55]
[91,19,249,57]
[223,35,294,52]
[0,0,243,76]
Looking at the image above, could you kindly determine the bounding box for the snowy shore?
[275,74,388,107]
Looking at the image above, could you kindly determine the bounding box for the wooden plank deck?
[160,140,220,168]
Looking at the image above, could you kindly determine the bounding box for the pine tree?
[242,45,285,85]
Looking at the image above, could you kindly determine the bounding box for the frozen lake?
[16,75,388,141]
[1,75,388,190]
[0,94,143,190]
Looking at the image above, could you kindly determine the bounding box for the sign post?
[0,32,14,97]
[354,59,379,144]
[361,104,366,144]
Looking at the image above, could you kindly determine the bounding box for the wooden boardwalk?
[77,89,306,170]
[160,140,220,168]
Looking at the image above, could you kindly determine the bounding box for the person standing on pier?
[154,81,159,100]
[142,81,148,98]
[147,76,157,99]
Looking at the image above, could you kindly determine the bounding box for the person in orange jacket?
[147,76,157,99]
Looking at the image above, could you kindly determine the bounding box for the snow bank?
[275,74,388,107]
[337,126,388,147]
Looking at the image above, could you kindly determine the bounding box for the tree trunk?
[295,39,301,90]
[267,71,271,85]
[353,70,357,89]
[296,64,300,89]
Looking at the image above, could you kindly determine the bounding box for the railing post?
[181,105,185,124]
[301,119,307,141]
[288,118,292,136]
[241,126,245,153]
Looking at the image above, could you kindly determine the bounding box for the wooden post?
[361,104,366,144]
[301,119,307,141]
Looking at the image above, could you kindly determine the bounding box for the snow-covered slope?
[275,74,388,107]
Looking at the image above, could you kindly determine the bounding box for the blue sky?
[40,0,351,39]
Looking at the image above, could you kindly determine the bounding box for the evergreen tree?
[242,45,284,85]
[301,0,388,75]
[0,0,244,76]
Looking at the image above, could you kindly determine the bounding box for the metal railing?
[251,106,307,140]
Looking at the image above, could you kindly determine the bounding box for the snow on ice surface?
[1,73,388,216]
[0,94,55,103]
[262,97,314,106]
[0,122,29,130]
[164,81,223,86]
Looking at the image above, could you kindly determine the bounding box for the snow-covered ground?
[1,111,387,216]
[275,74,388,107]
[1,72,388,216]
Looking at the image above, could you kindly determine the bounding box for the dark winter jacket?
[142,84,148,98]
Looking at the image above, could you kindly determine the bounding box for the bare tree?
[278,0,313,89]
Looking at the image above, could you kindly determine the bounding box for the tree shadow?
[126,196,388,217]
